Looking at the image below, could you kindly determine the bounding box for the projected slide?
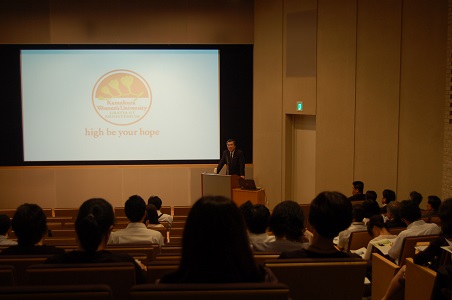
[21,49,220,161]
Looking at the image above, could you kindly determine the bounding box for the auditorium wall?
[0,0,448,209]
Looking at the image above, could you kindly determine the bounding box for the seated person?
[108,195,164,247]
[0,203,65,255]
[362,215,396,260]
[46,198,146,284]
[280,191,359,259]
[336,203,367,252]
[252,200,306,252]
[348,180,366,201]
[148,195,173,228]
[159,196,276,283]
[365,190,378,203]
[410,191,423,207]
[382,198,452,300]
[385,201,406,229]
[0,214,17,246]
[380,189,396,214]
[388,199,440,264]
[146,204,165,229]
[239,201,275,246]
[422,195,441,219]
[361,199,381,225]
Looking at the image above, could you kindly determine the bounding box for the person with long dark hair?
[45,198,146,283]
[160,196,276,283]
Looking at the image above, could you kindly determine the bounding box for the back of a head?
[366,214,387,237]
[76,198,114,252]
[12,203,47,246]
[428,195,442,211]
[362,200,381,219]
[383,189,396,203]
[309,191,353,239]
[179,196,259,283]
[125,195,146,222]
[386,201,401,218]
[353,181,364,193]
[438,198,452,236]
[399,199,421,223]
[365,190,377,202]
[146,204,160,225]
[410,191,423,206]
[247,204,271,234]
[148,196,163,210]
[0,214,11,236]
[352,203,365,222]
[269,200,305,242]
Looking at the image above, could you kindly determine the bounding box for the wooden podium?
[201,173,265,207]
[232,188,265,207]
[201,173,240,199]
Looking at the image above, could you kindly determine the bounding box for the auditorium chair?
[347,230,372,252]
[265,257,367,300]
[405,257,437,300]
[129,282,290,300]
[0,265,15,286]
[371,253,401,300]
[0,284,113,300]
[0,255,51,285]
[26,262,135,300]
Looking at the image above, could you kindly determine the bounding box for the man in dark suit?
[216,139,245,178]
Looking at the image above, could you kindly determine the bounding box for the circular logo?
[92,70,152,126]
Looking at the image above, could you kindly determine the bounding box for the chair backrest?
[252,252,280,264]
[106,244,160,263]
[26,263,136,300]
[129,282,290,300]
[0,255,51,285]
[160,206,172,215]
[405,257,437,300]
[173,206,191,216]
[0,284,113,300]
[371,253,401,300]
[264,258,367,300]
[43,237,78,246]
[53,208,78,219]
[347,230,372,251]
[399,235,440,266]
[0,265,15,286]
[146,260,179,283]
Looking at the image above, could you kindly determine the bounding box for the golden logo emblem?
[92,70,152,126]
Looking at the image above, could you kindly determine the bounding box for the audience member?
[0,214,17,246]
[45,198,146,283]
[109,195,164,247]
[380,189,396,214]
[362,215,396,260]
[388,199,440,264]
[0,204,64,255]
[385,201,407,229]
[348,181,366,201]
[148,195,173,228]
[365,190,378,203]
[410,191,423,206]
[239,201,275,247]
[280,191,359,259]
[422,195,441,219]
[252,200,306,252]
[159,196,276,283]
[382,198,452,299]
[146,204,165,229]
[362,199,381,224]
[337,203,367,251]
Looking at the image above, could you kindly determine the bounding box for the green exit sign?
[297,101,303,111]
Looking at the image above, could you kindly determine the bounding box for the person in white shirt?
[239,201,275,248]
[148,195,173,228]
[108,195,164,247]
[363,214,396,260]
[388,199,440,264]
[0,214,17,246]
[337,203,367,252]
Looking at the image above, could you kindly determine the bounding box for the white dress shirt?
[337,222,368,252]
[388,220,440,264]
[108,222,164,247]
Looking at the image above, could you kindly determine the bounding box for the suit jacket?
[216,149,245,176]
